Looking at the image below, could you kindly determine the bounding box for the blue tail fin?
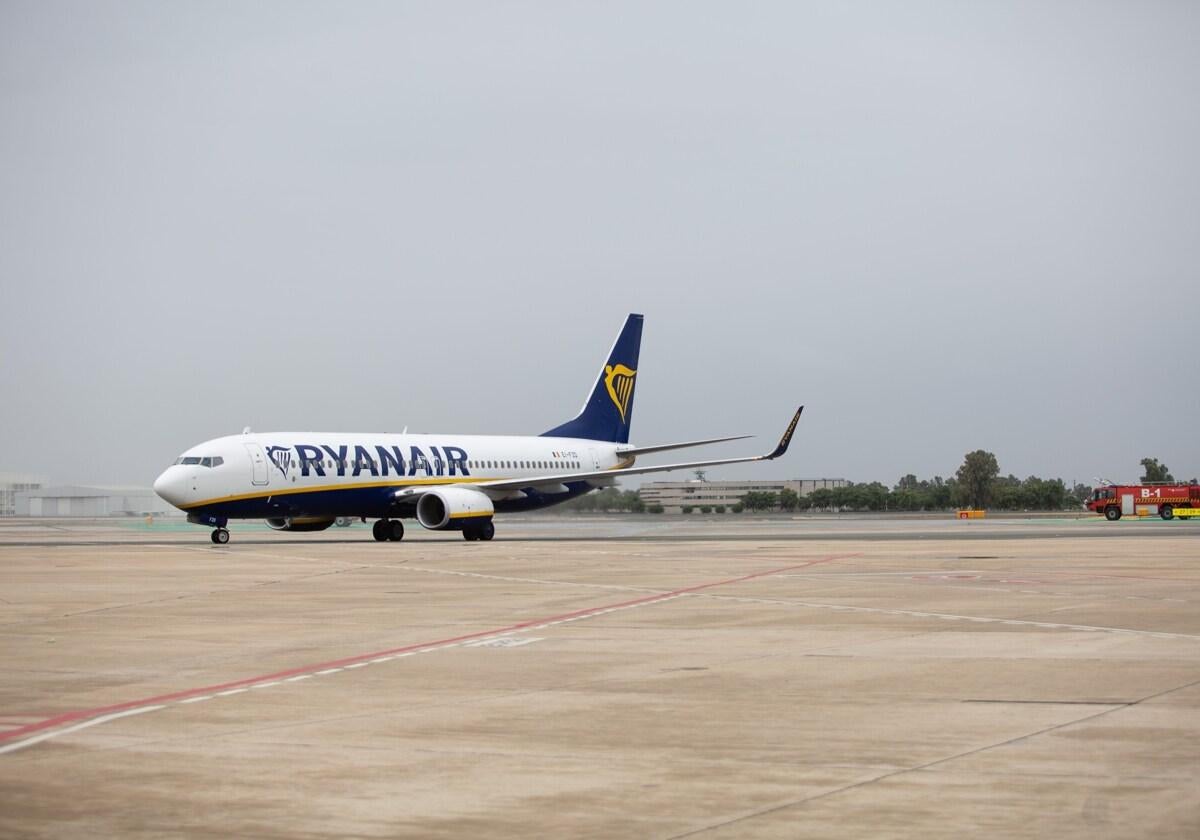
[541,314,643,444]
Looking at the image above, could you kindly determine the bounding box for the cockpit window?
[175,455,223,468]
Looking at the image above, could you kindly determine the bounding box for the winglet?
[765,406,803,459]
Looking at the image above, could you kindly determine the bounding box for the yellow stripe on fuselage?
[179,476,504,510]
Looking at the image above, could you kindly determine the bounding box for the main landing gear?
[210,528,230,545]
[462,520,495,542]
[373,519,405,542]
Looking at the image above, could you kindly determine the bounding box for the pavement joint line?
[0,554,856,755]
[662,676,1200,840]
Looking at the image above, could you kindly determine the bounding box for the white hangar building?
[14,486,175,517]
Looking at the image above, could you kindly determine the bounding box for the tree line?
[552,453,1193,514]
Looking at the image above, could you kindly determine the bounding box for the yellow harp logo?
[604,364,637,422]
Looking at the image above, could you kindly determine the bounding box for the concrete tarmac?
[0,515,1197,838]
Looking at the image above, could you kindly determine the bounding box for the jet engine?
[416,487,494,530]
[265,516,337,532]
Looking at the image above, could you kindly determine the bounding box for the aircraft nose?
[153,468,188,507]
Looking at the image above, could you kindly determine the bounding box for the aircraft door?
[245,443,270,486]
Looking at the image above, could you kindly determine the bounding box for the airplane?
[153,314,803,544]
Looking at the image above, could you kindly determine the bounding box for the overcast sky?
[2,1,1198,489]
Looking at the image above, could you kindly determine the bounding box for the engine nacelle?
[416,487,494,530]
[265,516,337,532]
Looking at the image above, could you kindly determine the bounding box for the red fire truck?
[1087,483,1200,520]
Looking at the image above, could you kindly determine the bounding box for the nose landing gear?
[211,528,230,545]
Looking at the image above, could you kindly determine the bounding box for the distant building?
[14,486,175,517]
[0,472,45,516]
[639,478,848,513]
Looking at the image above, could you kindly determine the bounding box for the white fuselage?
[153,432,628,520]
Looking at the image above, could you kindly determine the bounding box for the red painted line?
[0,554,857,747]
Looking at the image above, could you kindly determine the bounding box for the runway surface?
[1,515,1197,837]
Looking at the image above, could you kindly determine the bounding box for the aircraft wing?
[616,434,753,458]
[477,406,802,492]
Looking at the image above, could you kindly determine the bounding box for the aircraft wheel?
[478,520,495,541]
[211,528,230,545]
[389,520,405,541]
[372,520,389,542]
[462,525,478,541]
[1161,505,1174,521]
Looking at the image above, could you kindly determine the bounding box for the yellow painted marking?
[180,476,508,510]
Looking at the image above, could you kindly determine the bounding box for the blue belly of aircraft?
[189,482,593,521]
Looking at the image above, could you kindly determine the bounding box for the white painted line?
[369,657,394,664]
[215,688,248,697]
[315,668,342,675]
[0,705,165,756]
[250,681,281,690]
[344,662,368,669]
[178,695,213,704]
[285,674,313,682]
[693,592,1200,640]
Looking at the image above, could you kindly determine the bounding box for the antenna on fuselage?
[243,426,253,435]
